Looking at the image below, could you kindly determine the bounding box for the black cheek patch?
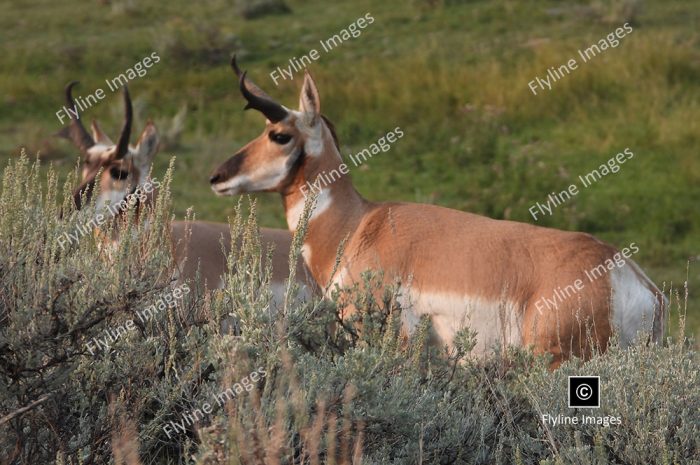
[225,152,246,177]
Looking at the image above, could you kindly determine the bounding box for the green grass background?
[1,0,698,336]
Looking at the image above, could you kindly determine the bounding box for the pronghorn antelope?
[209,57,667,365]
[58,81,313,305]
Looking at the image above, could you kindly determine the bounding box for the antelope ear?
[134,121,160,161]
[90,120,114,145]
[299,71,320,126]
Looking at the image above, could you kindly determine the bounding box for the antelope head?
[209,56,340,198]
[58,81,160,212]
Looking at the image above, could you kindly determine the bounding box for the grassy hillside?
[0,0,698,335]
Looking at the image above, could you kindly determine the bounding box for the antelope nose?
[209,173,222,184]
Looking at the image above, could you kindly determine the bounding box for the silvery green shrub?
[1,154,697,465]
[0,155,221,463]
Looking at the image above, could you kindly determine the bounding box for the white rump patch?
[610,261,660,346]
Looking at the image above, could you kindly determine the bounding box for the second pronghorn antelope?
[209,57,667,365]
[58,81,313,305]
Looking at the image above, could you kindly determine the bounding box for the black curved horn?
[57,81,95,154]
[114,85,133,159]
[231,55,276,100]
[231,55,288,123]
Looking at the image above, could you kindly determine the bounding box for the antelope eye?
[109,167,129,180]
[269,132,292,145]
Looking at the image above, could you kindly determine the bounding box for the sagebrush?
[0,156,697,465]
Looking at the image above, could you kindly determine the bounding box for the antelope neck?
[281,126,370,285]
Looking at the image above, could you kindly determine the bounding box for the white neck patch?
[286,187,333,231]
